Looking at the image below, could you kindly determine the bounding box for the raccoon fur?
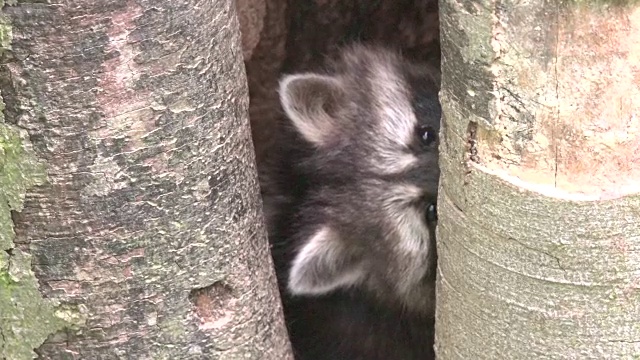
[262,44,441,360]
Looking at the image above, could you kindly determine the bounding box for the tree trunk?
[436,1,640,358]
[0,1,293,359]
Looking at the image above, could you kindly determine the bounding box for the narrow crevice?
[467,121,479,162]
[0,326,6,354]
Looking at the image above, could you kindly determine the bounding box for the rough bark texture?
[1,1,292,359]
[436,1,640,358]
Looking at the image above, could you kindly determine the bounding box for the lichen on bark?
[0,2,74,358]
[0,102,69,360]
[2,1,293,358]
[0,0,17,60]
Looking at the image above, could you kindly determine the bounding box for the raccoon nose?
[426,202,438,223]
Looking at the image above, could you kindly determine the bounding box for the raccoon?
[263,44,441,360]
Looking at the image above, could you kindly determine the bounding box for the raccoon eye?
[426,203,438,222]
[417,125,437,147]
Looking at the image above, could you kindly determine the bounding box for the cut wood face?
[468,5,640,201]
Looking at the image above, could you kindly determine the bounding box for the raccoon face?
[278,46,441,314]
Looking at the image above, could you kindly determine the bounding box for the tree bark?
[1,1,293,359]
[436,1,640,358]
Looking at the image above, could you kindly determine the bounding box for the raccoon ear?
[288,226,364,295]
[279,74,346,146]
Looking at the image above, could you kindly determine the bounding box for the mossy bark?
[1,3,69,359]
[436,0,640,358]
[1,0,293,359]
[0,95,67,360]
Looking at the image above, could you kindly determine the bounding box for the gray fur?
[263,44,441,360]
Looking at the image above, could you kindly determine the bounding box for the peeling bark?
[1,0,292,359]
[437,1,640,358]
